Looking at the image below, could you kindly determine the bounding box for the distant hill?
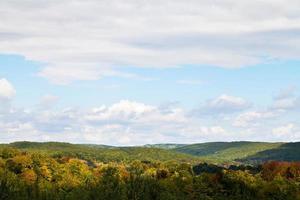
[2,141,300,164]
[173,141,300,164]
[239,142,300,164]
[4,141,200,163]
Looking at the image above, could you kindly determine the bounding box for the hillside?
[3,141,200,163]
[1,145,299,200]
[240,142,300,164]
[173,141,300,163]
[2,141,300,165]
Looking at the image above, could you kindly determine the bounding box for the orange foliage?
[21,169,37,184]
[262,161,300,180]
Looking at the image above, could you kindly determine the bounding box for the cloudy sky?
[0,0,300,145]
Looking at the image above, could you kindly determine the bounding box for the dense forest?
[4,141,300,164]
[4,142,201,163]
[173,142,300,164]
[0,142,300,200]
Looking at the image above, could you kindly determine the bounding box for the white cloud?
[233,111,277,127]
[232,87,300,130]
[272,123,300,140]
[272,123,294,136]
[85,100,156,122]
[0,79,16,100]
[0,99,231,145]
[0,79,16,113]
[271,87,300,111]
[0,93,299,144]
[1,0,300,83]
[85,100,186,125]
[39,94,60,109]
[195,94,251,115]
[180,125,229,141]
[274,86,296,100]
[272,98,300,110]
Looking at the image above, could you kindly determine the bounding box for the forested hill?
[1,144,299,200]
[1,141,300,164]
[2,141,200,163]
[173,141,300,164]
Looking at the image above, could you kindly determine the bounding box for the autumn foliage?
[0,148,299,200]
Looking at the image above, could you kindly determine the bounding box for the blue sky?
[0,0,300,145]
[2,54,299,108]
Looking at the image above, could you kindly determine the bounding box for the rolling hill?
[239,142,300,164]
[173,141,300,164]
[2,141,200,163]
[1,141,300,165]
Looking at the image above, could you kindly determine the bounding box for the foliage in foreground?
[0,147,299,200]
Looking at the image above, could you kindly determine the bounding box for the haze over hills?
[143,144,187,149]
[2,141,300,164]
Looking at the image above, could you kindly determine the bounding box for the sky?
[0,0,300,145]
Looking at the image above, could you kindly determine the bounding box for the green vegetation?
[240,142,300,164]
[0,146,299,200]
[2,141,300,165]
[173,142,285,163]
[4,142,200,163]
